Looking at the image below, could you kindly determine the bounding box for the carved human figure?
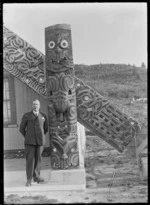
[45,24,79,169]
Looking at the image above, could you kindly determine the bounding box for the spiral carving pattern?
[3,26,46,97]
[63,75,75,91]
[67,105,77,123]
[47,76,59,92]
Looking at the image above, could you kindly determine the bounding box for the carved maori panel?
[3,26,46,97]
[45,24,79,169]
[75,78,140,152]
[3,26,141,154]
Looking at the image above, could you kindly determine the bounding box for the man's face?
[32,101,40,112]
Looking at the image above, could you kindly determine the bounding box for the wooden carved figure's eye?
[48,41,55,49]
[60,40,68,48]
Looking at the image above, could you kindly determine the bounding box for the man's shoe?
[25,180,31,186]
[33,177,45,184]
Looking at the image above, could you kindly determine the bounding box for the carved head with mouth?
[45,24,74,72]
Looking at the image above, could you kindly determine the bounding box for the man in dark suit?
[20,99,48,186]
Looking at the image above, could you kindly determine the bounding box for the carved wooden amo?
[3,26,140,155]
[45,24,79,169]
[3,27,46,97]
[75,78,140,152]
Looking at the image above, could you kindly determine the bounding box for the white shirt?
[33,110,39,116]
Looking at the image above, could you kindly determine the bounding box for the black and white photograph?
[3,2,147,203]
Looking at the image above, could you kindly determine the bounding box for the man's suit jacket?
[19,111,48,146]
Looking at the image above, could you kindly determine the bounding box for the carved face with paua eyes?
[45,24,73,72]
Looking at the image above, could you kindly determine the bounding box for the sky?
[3,3,147,67]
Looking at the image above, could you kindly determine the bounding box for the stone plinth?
[49,169,86,184]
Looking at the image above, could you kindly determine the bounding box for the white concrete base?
[4,168,86,193]
[50,169,86,184]
[5,184,86,193]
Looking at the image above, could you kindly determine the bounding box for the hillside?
[75,63,147,125]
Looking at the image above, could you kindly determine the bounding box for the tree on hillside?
[141,62,146,69]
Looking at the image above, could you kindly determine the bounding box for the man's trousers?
[25,145,43,181]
